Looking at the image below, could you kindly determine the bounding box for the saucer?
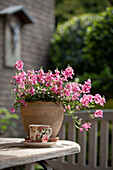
[22,141,56,147]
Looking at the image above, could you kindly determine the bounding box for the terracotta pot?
[20,101,64,137]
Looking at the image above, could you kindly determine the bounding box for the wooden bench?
[0,138,80,170]
[48,109,113,170]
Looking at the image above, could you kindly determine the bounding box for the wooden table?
[0,138,80,170]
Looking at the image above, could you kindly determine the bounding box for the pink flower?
[80,94,93,107]
[28,87,35,95]
[82,79,91,93]
[64,105,71,111]
[18,92,23,97]
[13,88,17,92]
[17,99,27,107]
[94,94,102,104]
[72,82,81,93]
[72,95,76,101]
[55,69,60,75]
[12,71,26,86]
[14,60,24,70]
[94,94,106,106]
[10,81,13,85]
[82,123,91,131]
[62,66,74,79]
[100,98,106,106]
[76,106,80,110]
[8,107,15,113]
[27,70,37,85]
[94,110,103,118]
[50,85,59,94]
[36,68,44,76]
[68,105,70,110]
[80,128,83,132]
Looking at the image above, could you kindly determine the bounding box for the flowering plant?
[9,60,106,131]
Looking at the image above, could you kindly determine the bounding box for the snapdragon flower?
[9,60,106,131]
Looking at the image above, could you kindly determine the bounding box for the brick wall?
[0,0,55,137]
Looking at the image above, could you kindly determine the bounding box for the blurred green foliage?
[0,107,18,135]
[49,7,113,99]
[55,0,112,25]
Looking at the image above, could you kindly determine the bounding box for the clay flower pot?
[20,101,64,137]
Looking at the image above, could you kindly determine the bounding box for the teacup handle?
[48,128,52,137]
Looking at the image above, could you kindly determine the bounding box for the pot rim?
[21,101,63,107]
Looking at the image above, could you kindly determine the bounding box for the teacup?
[29,125,52,143]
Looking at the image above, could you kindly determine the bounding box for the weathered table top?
[0,138,80,169]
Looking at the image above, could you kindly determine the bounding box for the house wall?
[0,0,55,137]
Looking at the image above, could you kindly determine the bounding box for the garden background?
[49,0,113,108]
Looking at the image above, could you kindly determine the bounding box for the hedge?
[48,7,113,99]
[55,0,110,25]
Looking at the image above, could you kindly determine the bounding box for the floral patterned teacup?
[29,125,52,143]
